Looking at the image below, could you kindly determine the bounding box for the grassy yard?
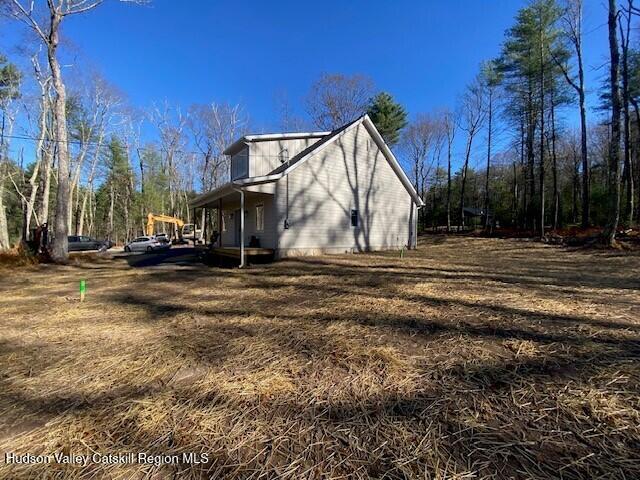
[1,236,639,479]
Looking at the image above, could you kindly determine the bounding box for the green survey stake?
[80,279,86,301]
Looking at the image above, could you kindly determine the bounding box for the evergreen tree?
[497,0,566,231]
[95,137,135,244]
[367,92,408,145]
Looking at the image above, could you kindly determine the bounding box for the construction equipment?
[146,213,203,244]
[146,213,184,237]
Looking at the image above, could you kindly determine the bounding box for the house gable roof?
[191,115,424,208]
[251,115,423,206]
[267,117,360,176]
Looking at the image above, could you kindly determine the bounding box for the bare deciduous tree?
[604,0,622,245]
[556,0,590,228]
[306,73,375,130]
[443,110,456,232]
[188,102,247,192]
[458,78,486,230]
[6,0,144,261]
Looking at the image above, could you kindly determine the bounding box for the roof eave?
[222,131,332,156]
[361,115,423,206]
[222,139,250,156]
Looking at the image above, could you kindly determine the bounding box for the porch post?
[239,189,245,268]
[218,198,223,247]
[192,208,197,244]
[202,207,207,245]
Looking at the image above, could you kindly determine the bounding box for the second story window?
[231,150,248,180]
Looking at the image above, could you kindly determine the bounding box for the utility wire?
[2,132,209,158]
[2,133,298,159]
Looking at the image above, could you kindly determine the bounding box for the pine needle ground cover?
[1,236,639,479]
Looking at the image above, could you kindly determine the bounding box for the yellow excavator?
[146,213,202,243]
[146,213,184,236]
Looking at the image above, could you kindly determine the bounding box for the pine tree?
[497,0,566,231]
[367,92,408,146]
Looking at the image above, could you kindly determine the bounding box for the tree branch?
[9,0,48,42]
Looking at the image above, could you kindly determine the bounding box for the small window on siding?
[222,214,227,232]
[350,209,358,227]
[256,204,264,231]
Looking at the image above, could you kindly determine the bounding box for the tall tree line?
[412,0,639,243]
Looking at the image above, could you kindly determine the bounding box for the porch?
[190,181,277,267]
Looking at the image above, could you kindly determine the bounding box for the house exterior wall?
[270,122,416,257]
[219,193,276,249]
[249,137,321,177]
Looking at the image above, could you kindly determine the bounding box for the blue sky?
[2,0,612,169]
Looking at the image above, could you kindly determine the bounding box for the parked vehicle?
[154,233,171,245]
[68,236,112,252]
[124,236,169,253]
[146,213,203,244]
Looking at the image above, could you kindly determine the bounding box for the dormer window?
[231,149,249,180]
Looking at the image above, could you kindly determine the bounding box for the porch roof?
[189,177,277,208]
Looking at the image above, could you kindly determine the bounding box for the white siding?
[249,138,321,177]
[272,122,415,255]
[219,194,276,249]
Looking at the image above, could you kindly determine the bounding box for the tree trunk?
[526,87,536,230]
[0,113,11,249]
[632,100,640,225]
[36,142,53,227]
[512,162,519,226]
[109,181,115,242]
[460,134,474,232]
[604,0,622,245]
[446,141,451,232]
[78,133,104,236]
[575,3,590,229]
[22,80,51,238]
[551,95,559,230]
[539,25,546,238]
[69,125,97,235]
[0,162,9,250]
[572,147,579,223]
[48,12,72,262]
[620,6,634,227]
[484,90,493,230]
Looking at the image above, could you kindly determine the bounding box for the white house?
[189,114,423,265]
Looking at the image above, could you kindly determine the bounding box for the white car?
[153,233,171,245]
[124,236,168,253]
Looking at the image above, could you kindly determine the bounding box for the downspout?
[232,187,245,268]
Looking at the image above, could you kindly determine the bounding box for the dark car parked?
[68,236,112,252]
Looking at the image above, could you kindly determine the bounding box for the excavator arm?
[146,213,185,236]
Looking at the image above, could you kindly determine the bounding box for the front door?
[234,209,241,247]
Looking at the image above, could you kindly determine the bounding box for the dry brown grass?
[1,236,639,479]
[0,246,39,268]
